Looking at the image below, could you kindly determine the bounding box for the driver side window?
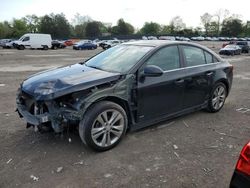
[146,45,180,71]
[22,37,30,42]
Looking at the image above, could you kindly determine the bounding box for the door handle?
[206,71,214,76]
[175,79,184,84]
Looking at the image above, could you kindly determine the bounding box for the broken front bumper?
[16,89,82,133]
[16,103,50,126]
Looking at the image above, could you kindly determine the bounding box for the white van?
[15,33,52,50]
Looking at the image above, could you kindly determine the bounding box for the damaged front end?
[16,88,83,133]
[15,63,127,134]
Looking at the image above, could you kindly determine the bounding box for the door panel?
[136,45,185,122]
[137,69,186,122]
[182,66,214,108]
[180,45,215,108]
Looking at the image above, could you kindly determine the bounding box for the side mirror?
[143,65,164,77]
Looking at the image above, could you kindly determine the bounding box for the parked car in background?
[14,33,52,50]
[16,41,233,151]
[73,40,97,50]
[159,36,175,41]
[101,40,120,50]
[148,36,158,40]
[230,141,250,188]
[222,41,236,48]
[191,36,205,41]
[219,45,241,56]
[0,39,12,47]
[2,40,17,49]
[98,40,108,48]
[64,40,74,46]
[205,37,213,41]
[51,40,66,49]
[178,37,190,42]
[236,41,249,53]
[238,38,247,41]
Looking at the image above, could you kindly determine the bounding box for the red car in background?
[230,141,250,188]
[222,41,237,48]
[64,40,74,46]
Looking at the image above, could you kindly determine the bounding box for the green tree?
[242,21,250,37]
[200,13,213,35]
[54,13,71,38]
[214,9,230,36]
[140,22,161,35]
[22,14,39,33]
[111,26,119,35]
[169,16,186,34]
[161,25,172,35]
[221,18,243,37]
[194,27,203,36]
[0,21,12,38]
[116,19,134,35]
[73,23,87,38]
[85,21,101,37]
[39,13,71,39]
[207,21,218,36]
[39,15,55,36]
[180,28,195,37]
[12,19,28,38]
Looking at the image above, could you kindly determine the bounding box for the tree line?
[0,10,250,39]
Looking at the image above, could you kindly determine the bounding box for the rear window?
[182,46,206,67]
[204,51,213,64]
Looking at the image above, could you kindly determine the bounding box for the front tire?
[79,101,128,151]
[18,45,25,50]
[207,82,227,113]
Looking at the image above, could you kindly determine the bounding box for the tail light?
[236,141,250,176]
[229,64,234,72]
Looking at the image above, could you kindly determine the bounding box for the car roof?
[124,40,175,47]
[124,40,204,48]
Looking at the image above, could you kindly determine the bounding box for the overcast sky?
[1,0,250,28]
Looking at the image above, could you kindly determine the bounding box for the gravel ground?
[0,42,249,188]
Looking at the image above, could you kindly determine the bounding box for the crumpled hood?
[22,64,121,100]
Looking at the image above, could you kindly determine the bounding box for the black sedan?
[16,41,233,151]
[51,40,66,49]
[219,45,242,56]
[230,141,250,188]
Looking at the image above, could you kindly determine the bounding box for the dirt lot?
[0,42,249,188]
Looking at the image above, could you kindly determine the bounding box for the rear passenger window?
[146,45,180,71]
[213,56,219,62]
[182,46,206,67]
[204,51,213,64]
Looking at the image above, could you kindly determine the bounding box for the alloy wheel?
[212,85,226,110]
[91,109,125,147]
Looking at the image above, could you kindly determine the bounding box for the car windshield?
[85,44,153,73]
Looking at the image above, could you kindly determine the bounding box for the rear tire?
[207,82,227,113]
[79,101,128,152]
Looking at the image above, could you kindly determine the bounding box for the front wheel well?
[84,96,132,130]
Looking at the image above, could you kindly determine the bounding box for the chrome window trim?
[163,61,221,73]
